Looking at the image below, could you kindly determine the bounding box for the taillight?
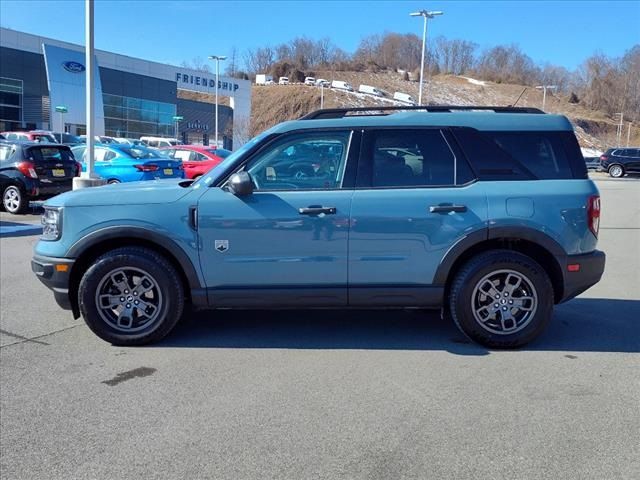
[599,155,608,162]
[17,161,38,179]
[75,162,82,177]
[134,164,159,172]
[587,195,600,238]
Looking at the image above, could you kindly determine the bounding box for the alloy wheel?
[609,165,623,178]
[95,267,163,333]
[471,269,538,335]
[3,187,21,213]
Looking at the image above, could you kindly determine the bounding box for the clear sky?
[1,0,639,70]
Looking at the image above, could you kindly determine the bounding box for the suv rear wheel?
[449,250,553,348]
[2,185,27,214]
[608,164,625,178]
[78,247,184,345]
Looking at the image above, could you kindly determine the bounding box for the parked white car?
[304,77,316,86]
[358,85,385,97]
[315,78,330,87]
[140,136,182,148]
[331,80,354,91]
[279,77,290,85]
[393,92,416,105]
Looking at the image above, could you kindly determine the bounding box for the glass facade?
[103,93,176,138]
[0,77,23,131]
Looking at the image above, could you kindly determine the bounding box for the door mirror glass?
[228,171,254,196]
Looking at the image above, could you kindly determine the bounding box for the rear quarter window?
[488,132,574,179]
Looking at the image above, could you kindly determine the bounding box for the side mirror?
[228,171,254,196]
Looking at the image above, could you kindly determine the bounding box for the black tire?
[608,164,625,178]
[107,179,121,184]
[2,185,27,214]
[78,247,184,345]
[448,250,554,349]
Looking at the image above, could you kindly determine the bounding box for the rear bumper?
[31,254,75,313]
[559,250,606,303]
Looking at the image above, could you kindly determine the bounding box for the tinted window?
[27,147,73,163]
[0,145,13,160]
[370,130,465,187]
[211,148,232,158]
[245,131,351,190]
[488,132,573,179]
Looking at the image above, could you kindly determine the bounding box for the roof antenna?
[510,87,527,107]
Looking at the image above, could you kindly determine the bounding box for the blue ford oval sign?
[62,61,86,73]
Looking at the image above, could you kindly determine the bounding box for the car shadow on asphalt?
[155,298,639,355]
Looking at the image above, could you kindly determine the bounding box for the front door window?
[244,131,351,191]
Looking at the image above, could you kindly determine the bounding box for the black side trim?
[349,286,444,307]
[31,255,75,314]
[559,250,606,303]
[208,286,347,307]
[487,226,566,256]
[432,226,567,287]
[66,227,203,290]
[432,229,488,285]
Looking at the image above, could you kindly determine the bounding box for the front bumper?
[559,250,606,303]
[31,254,75,313]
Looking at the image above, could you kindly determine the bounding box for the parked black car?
[584,156,601,170]
[0,141,79,214]
[52,132,83,146]
[600,148,640,177]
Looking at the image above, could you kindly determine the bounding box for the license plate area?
[163,168,173,175]
[52,169,66,177]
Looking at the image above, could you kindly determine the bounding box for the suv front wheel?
[449,250,554,349]
[78,247,184,345]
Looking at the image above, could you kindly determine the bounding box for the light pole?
[208,55,226,147]
[613,113,623,146]
[172,115,183,140]
[410,9,443,106]
[535,85,557,111]
[55,105,68,136]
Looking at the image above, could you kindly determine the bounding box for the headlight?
[41,207,63,241]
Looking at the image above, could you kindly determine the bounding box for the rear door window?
[365,129,474,188]
[487,132,573,179]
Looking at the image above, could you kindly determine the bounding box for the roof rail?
[300,105,545,120]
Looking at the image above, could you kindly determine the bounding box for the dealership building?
[0,27,251,148]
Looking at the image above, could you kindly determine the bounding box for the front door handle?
[429,204,468,213]
[299,205,337,215]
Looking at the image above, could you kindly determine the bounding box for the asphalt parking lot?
[1,175,638,480]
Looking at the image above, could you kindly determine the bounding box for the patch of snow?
[458,76,487,86]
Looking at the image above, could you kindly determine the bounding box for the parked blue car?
[71,144,184,183]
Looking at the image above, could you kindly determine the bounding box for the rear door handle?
[429,204,467,213]
[299,205,337,215]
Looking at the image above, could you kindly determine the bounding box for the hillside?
[250,71,639,150]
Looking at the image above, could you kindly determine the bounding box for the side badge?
[215,240,229,253]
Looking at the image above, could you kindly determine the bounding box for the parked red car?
[1,130,58,143]
[160,145,227,179]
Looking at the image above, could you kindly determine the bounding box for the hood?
[46,179,192,207]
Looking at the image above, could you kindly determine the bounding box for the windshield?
[192,131,271,188]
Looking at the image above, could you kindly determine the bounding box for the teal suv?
[32,106,605,348]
